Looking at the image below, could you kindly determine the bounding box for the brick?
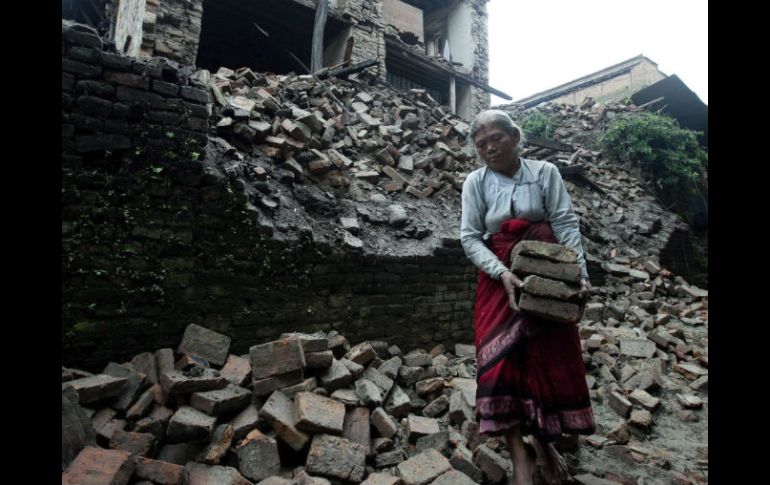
[259,391,310,451]
[126,384,159,419]
[305,350,334,369]
[346,341,377,366]
[522,275,581,301]
[385,384,412,417]
[364,366,395,394]
[132,352,159,384]
[397,449,452,485]
[673,363,708,381]
[153,80,180,97]
[512,254,581,283]
[105,71,150,89]
[375,449,408,468]
[422,395,450,418]
[181,86,210,103]
[629,409,654,432]
[133,417,164,439]
[343,407,371,455]
[229,404,260,442]
[282,377,318,398]
[371,406,399,438]
[519,293,582,324]
[220,355,251,386]
[293,391,345,435]
[253,369,305,396]
[331,388,360,407]
[406,414,440,442]
[250,338,306,380]
[432,469,478,485]
[116,87,165,107]
[77,95,112,118]
[608,391,633,418]
[619,339,657,358]
[63,58,102,76]
[63,447,134,485]
[306,434,366,483]
[76,134,132,152]
[133,457,184,485]
[190,384,251,416]
[178,324,231,366]
[320,359,353,392]
[676,394,704,409]
[355,378,385,406]
[403,350,432,367]
[449,390,473,425]
[415,377,444,397]
[628,389,660,411]
[450,445,484,483]
[397,366,426,387]
[234,429,280,482]
[160,369,227,394]
[62,391,97,469]
[167,406,216,443]
[197,424,234,465]
[573,474,621,485]
[281,332,329,352]
[64,374,128,404]
[157,443,207,466]
[361,473,401,485]
[511,240,577,263]
[378,356,402,379]
[183,462,252,485]
[474,445,511,483]
[341,358,365,379]
[416,430,449,455]
[109,429,156,456]
[103,362,146,411]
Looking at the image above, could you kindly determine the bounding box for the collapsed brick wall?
[141,0,203,65]
[62,20,476,371]
[341,0,388,79]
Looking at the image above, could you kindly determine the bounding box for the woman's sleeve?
[461,173,510,280]
[542,164,589,279]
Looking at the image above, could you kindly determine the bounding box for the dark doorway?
[197,0,349,74]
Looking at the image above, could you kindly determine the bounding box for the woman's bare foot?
[510,447,535,485]
[529,438,571,485]
[506,425,536,485]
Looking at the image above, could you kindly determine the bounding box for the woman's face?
[473,123,519,175]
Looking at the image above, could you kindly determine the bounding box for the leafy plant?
[520,111,554,139]
[601,112,707,194]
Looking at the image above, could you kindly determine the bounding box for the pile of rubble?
[63,244,709,485]
[201,66,475,200]
[63,323,496,485]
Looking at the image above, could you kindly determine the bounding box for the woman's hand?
[500,270,524,310]
[578,277,592,300]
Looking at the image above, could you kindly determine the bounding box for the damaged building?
[62,0,506,119]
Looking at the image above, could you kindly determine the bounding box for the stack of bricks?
[510,240,584,324]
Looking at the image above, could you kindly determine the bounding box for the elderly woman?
[461,110,595,485]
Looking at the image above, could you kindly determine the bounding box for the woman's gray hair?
[469,109,527,157]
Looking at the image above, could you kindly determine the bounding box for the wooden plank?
[527,136,573,152]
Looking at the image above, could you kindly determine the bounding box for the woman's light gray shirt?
[460,158,588,280]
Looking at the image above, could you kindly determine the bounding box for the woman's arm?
[460,172,510,280]
[542,163,589,281]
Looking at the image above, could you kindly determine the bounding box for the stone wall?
[468,0,490,116]
[62,20,477,371]
[140,0,203,65]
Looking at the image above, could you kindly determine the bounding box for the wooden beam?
[527,136,573,152]
[311,0,329,73]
